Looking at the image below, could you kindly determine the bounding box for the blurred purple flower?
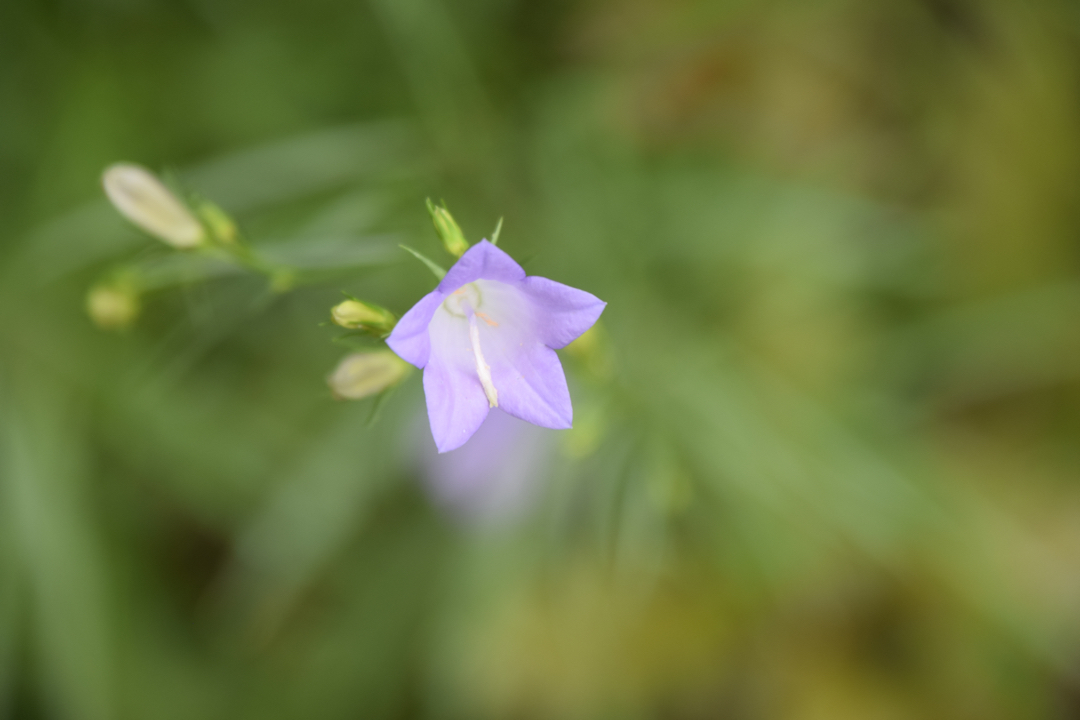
[418,408,553,524]
[387,240,605,453]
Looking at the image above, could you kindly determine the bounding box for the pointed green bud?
[102,163,205,249]
[196,201,239,245]
[331,299,397,334]
[86,283,140,331]
[426,198,469,257]
[327,351,410,400]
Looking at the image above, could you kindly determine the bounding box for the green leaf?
[398,244,446,279]
[490,216,503,246]
[1,381,115,720]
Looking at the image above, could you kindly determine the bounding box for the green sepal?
[490,216,503,246]
[399,244,447,280]
[365,383,398,428]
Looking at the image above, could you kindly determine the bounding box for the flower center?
[442,283,483,317]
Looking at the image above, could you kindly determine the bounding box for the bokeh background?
[3,0,1080,718]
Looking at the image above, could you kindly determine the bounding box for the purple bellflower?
[387,240,605,453]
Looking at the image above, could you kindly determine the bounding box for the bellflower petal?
[385,291,443,367]
[424,304,492,452]
[387,238,605,452]
[490,344,572,429]
[519,276,607,349]
[423,359,491,453]
[437,240,525,291]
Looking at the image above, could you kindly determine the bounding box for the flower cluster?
[98,164,606,454]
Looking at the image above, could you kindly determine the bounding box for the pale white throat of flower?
[445,284,500,408]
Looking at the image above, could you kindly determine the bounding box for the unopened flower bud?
[86,283,140,331]
[269,269,295,293]
[426,198,469,257]
[102,163,204,249]
[331,300,396,334]
[327,351,410,400]
[196,201,239,244]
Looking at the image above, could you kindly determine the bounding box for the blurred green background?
[4,0,1080,718]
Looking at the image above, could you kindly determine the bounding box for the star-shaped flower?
[387,240,606,452]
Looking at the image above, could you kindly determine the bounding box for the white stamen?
[469,313,499,408]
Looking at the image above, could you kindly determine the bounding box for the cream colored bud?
[327,351,410,400]
[102,163,204,248]
[86,284,140,331]
[331,300,396,332]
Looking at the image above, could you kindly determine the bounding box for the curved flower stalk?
[387,240,606,452]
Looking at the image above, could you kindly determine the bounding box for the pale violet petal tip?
[520,276,607,349]
[423,360,492,453]
[490,344,573,430]
[438,239,526,292]
[386,291,444,368]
